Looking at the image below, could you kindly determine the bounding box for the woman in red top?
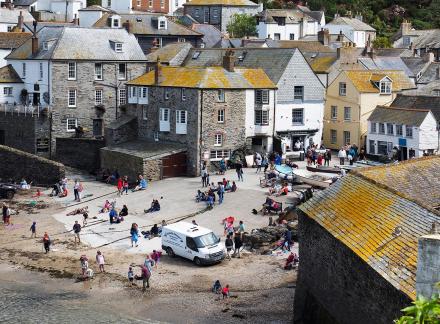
[222,285,230,299]
[117,178,123,196]
[317,154,323,166]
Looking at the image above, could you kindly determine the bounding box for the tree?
[373,36,392,48]
[226,14,257,38]
[87,0,101,6]
[395,295,440,324]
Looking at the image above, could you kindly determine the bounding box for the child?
[117,178,123,196]
[96,251,105,273]
[128,266,134,284]
[212,280,222,294]
[30,221,36,238]
[222,285,230,299]
[151,250,161,269]
[83,212,88,226]
[123,177,129,195]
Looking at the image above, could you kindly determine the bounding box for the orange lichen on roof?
[310,56,337,73]
[370,73,389,82]
[184,0,258,6]
[127,66,276,89]
[345,70,415,93]
[299,159,440,300]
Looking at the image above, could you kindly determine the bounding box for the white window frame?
[22,63,26,78]
[331,106,337,120]
[255,109,269,126]
[159,108,170,131]
[344,107,351,121]
[142,106,148,120]
[160,0,165,8]
[294,86,304,101]
[176,110,187,134]
[3,87,13,96]
[217,89,225,102]
[159,20,166,29]
[406,126,413,138]
[339,82,346,96]
[68,62,76,80]
[39,62,43,80]
[386,123,394,135]
[380,81,392,94]
[181,88,186,101]
[379,123,385,134]
[149,0,152,6]
[118,63,126,80]
[396,124,403,136]
[141,87,148,98]
[214,134,223,146]
[95,63,103,80]
[343,130,351,145]
[115,43,123,52]
[112,18,120,28]
[66,118,77,132]
[255,89,269,104]
[119,88,126,105]
[217,109,224,123]
[95,89,103,105]
[68,89,77,107]
[210,149,230,161]
[371,122,377,133]
[292,108,304,125]
[178,37,186,43]
[164,88,170,100]
[131,86,137,98]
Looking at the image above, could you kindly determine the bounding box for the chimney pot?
[154,57,162,84]
[31,21,38,56]
[222,50,235,72]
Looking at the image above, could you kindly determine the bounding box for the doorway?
[204,8,209,23]
[401,146,408,161]
[0,130,5,145]
[32,93,40,106]
[93,119,103,137]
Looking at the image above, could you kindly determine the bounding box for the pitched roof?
[391,94,440,121]
[78,5,111,12]
[0,64,23,83]
[0,32,31,49]
[326,16,375,32]
[0,8,34,24]
[23,21,75,33]
[183,48,298,84]
[93,13,202,37]
[343,70,415,93]
[127,66,277,89]
[183,0,259,6]
[146,42,192,65]
[401,57,430,76]
[309,54,337,73]
[265,40,334,52]
[192,24,221,48]
[417,62,440,84]
[368,106,431,126]
[11,0,37,6]
[409,29,440,49]
[299,156,440,300]
[7,27,146,61]
[258,9,317,23]
[358,56,415,78]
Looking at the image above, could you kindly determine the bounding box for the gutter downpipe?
[200,89,204,176]
[272,89,276,153]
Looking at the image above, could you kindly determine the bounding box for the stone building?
[183,0,262,33]
[295,156,440,324]
[93,13,203,54]
[123,53,276,176]
[5,25,147,156]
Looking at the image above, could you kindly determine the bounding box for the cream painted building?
[323,70,415,150]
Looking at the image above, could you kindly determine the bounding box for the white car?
[161,222,225,266]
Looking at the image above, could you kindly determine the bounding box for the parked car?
[0,183,16,199]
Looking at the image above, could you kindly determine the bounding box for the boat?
[355,160,384,167]
[293,169,335,189]
[274,164,295,181]
[306,165,341,174]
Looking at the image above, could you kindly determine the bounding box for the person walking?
[238,220,245,239]
[140,264,151,291]
[235,161,244,182]
[82,211,88,226]
[225,234,233,261]
[233,232,243,258]
[96,251,105,272]
[43,232,51,253]
[117,177,123,196]
[30,221,37,238]
[262,154,269,173]
[122,176,129,195]
[201,162,208,187]
[130,223,139,247]
[284,228,292,251]
[338,147,346,165]
[217,182,225,204]
[324,149,331,166]
[73,220,81,244]
[3,204,11,225]
[73,180,81,202]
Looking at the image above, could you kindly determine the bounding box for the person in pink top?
[96,251,105,272]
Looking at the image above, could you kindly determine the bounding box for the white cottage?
[367,105,439,160]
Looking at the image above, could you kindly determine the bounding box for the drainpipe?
[272,89,276,153]
[199,89,204,175]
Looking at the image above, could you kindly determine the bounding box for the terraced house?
[125,52,276,176]
[5,24,146,156]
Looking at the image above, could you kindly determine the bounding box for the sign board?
[398,138,407,147]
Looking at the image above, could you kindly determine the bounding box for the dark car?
[0,183,16,199]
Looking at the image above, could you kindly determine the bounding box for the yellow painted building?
[323,70,415,150]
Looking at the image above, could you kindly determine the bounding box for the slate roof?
[0,64,23,83]
[391,94,440,121]
[326,16,375,32]
[183,48,298,84]
[410,29,440,49]
[417,62,440,84]
[127,66,276,89]
[309,54,338,73]
[183,0,259,6]
[7,27,146,61]
[23,21,74,33]
[343,70,415,93]
[265,39,334,52]
[0,8,34,23]
[297,6,324,22]
[375,48,413,57]
[299,156,440,300]
[192,24,221,48]
[146,42,192,65]
[258,9,317,24]
[94,13,202,37]
[401,57,430,77]
[0,32,31,49]
[368,106,431,127]
[11,0,37,6]
[358,57,415,78]
[78,5,111,12]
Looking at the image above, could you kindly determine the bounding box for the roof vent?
[136,17,142,22]
[192,51,201,59]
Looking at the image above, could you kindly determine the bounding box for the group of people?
[212,280,231,299]
[196,178,237,209]
[79,251,106,279]
[144,199,161,213]
[337,144,365,165]
[306,145,332,167]
[253,152,269,173]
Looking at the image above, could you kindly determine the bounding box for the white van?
[161,222,225,265]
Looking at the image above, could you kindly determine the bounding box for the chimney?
[337,30,344,42]
[5,0,12,9]
[154,57,162,85]
[122,20,130,33]
[416,234,440,298]
[355,13,363,21]
[73,14,79,26]
[222,50,235,72]
[334,12,340,19]
[17,11,24,30]
[346,10,352,18]
[424,52,434,63]
[401,20,412,36]
[318,28,329,46]
[31,21,38,56]
[436,66,440,80]
[337,43,358,64]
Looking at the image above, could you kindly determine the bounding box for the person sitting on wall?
[132,175,147,192]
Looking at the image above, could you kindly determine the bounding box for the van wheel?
[166,247,175,257]
[6,191,14,200]
[194,257,202,266]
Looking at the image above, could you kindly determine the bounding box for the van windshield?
[194,232,219,248]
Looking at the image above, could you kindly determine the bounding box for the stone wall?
[55,138,105,172]
[143,158,162,181]
[105,114,138,146]
[50,61,146,155]
[0,113,51,157]
[0,145,65,185]
[184,5,222,30]
[137,87,200,176]
[100,148,144,183]
[294,210,412,324]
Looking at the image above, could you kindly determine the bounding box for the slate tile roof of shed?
[358,57,415,78]
[326,16,376,32]
[146,42,192,64]
[368,106,430,127]
[258,9,317,23]
[127,66,276,89]
[299,156,440,300]
[0,32,31,49]
[0,8,34,24]
[183,0,259,6]
[344,70,415,93]
[391,94,440,121]
[417,62,440,84]
[265,39,334,52]
[0,64,23,83]
[309,55,337,73]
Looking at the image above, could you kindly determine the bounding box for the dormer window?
[115,43,123,52]
[43,42,49,50]
[158,17,167,30]
[380,81,392,94]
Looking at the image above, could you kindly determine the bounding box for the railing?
[0,104,52,117]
